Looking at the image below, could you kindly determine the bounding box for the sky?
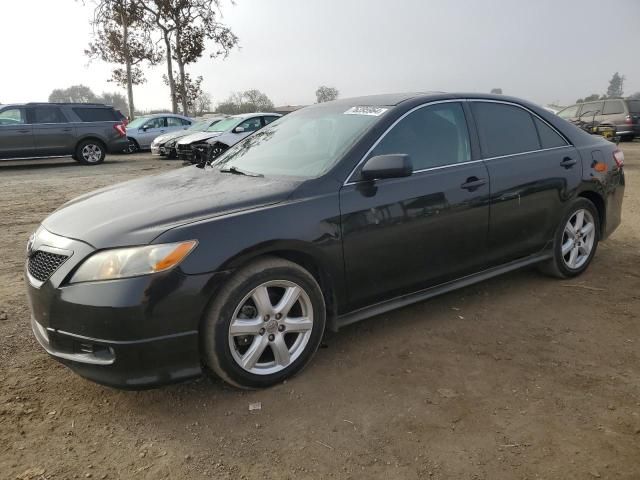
[2,0,639,111]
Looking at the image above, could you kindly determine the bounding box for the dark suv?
[0,103,128,165]
[557,98,640,141]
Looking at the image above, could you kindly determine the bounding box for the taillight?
[114,123,126,137]
[613,149,624,168]
[624,115,632,125]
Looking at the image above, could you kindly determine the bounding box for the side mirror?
[233,126,245,133]
[361,154,412,181]
[141,126,148,132]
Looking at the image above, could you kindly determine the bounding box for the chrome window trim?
[482,144,573,161]
[343,98,573,186]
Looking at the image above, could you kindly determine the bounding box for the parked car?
[151,116,227,159]
[557,98,640,141]
[26,93,624,389]
[0,103,128,165]
[125,113,192,153]
[176,112,281,163]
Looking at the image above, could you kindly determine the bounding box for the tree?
[576,93,600,103]
[140,0,238,115]
[195,91,212,115]
[163,72,203,116]
[215,90,274,114]
[315,85,339,103]
[49,85,99,103]
[86,0,160,119]
[98,91,129,113]
[606,72,625,98]
[490,88,503,95]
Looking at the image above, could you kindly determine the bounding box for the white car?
[176,112,281,163]
[125,113,192,152]
[151,116,227,158]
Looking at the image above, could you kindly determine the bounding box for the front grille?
[28,250,69,282]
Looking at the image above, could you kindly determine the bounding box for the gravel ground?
[1,146,639,480]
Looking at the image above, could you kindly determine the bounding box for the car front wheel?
[202,257,326,389]
[125,138,139,154]
[539,198,600,278]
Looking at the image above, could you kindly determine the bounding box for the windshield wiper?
[219,166,263,177]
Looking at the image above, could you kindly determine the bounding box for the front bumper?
[31,315,201,388]
[151,145,163,155]
[25,227,230,389]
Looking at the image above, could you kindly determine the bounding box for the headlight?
[70,240,197,283]
[166,139,176,147]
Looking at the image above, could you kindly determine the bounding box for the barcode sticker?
[344,106,388,116]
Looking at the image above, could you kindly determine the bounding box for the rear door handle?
[62,128,73,132]
[560,157,577,168]
[460,177,487,191]
[18,129,30,134]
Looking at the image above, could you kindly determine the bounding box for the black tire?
[125,138,139,154]
[202,257,326,389]
[538,198,600,279]
[75,139,106,165]
[208,142,228,161]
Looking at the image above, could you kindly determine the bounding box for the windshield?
[189,120,213,131]
[127,116,151,128]
[629,100,640,114]
[213,104,387,178]
[207,117,239,132]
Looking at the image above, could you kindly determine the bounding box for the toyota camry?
[25,93,625,389]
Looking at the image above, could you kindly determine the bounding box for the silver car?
[125,113,192,152]
[151,116,228,158]
[176,112,281,162]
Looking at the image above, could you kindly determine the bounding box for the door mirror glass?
[234,126,245,133]
[361,154,412,180]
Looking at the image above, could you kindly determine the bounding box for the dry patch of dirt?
[1,148,639,479]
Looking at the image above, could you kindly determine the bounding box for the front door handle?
[560,157,577,168]
[460,177,487,191]
[18,129,30,134]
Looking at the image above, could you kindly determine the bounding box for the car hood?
[153,130,193,145]
[177,131,222,145]
[43,167,299,249]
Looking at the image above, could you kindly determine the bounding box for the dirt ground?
[1,145,639,480]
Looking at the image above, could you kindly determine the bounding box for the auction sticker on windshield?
[344,106,389,116]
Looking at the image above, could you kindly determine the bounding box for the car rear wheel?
[539,198,600,278]
[75,140,106,165]
[202,257,326,389]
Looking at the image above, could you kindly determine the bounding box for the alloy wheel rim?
[82,144,102,163]
[228,280,314,375]
[561,209,595,270]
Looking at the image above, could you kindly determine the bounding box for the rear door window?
[602,100,624,115]
[32,106,67,124]
[73,107,117,122]
[627,100,640,114]
[0,108,26,125]
[262,116,280,126]
[533,117,568,149]
[167,116,187,127]
[471,102,540,157]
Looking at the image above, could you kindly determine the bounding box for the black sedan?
[25,93,625,389]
